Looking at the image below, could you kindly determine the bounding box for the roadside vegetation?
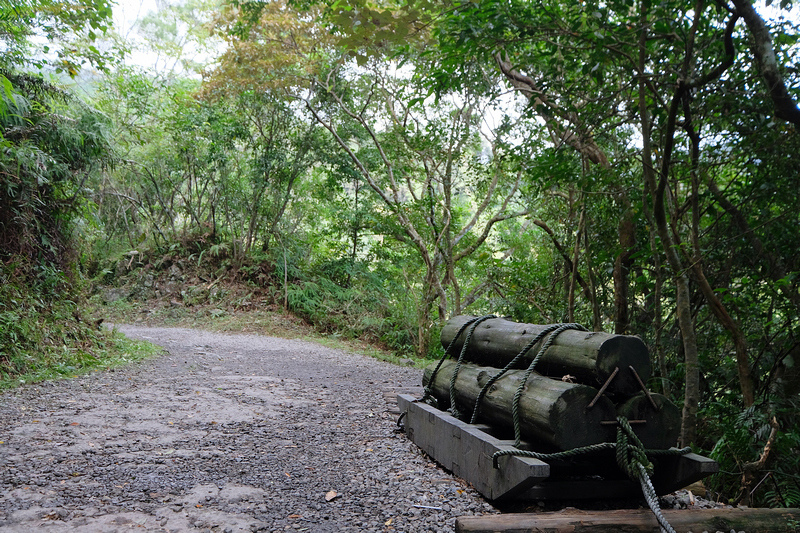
[1,0,799,508]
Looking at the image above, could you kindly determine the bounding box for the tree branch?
[730,0,800,128]
[494,52,610,167]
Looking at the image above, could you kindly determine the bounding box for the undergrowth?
[95,235,422,360]
[0,267,162,389]
[703,401,800,507]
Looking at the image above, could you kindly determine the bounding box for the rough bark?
[440,315,652,398]
[423,359,617,451]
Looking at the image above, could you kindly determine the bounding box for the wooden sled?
[397,394,719,503]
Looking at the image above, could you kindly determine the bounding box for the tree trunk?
[440,315,652,398]
[423,360,617,451]
[730,0,800,128]
[567,205,585,323]
[613,205,636,334]
[637,11,701,444]
[683,89,756,409]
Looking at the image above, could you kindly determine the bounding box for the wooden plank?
[397,394,550,501]
[455,507,800,533]
[650,452,719,495]
[514,451,718,500]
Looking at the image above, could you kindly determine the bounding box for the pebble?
[0,326,499,532]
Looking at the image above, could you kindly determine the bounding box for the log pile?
[424,315,680,451]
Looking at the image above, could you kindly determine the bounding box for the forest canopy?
[1,0,799,508]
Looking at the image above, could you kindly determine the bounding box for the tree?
[0,0,116,75]
[1,72,113,280]
[119,0,222,74]
[307,0,798,450]
[299,59,529,356]
[206,1,534,356]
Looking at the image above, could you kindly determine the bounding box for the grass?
[0,328,163,390]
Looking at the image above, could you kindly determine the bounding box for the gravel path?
[0,325,497,532]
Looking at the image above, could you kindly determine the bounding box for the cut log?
[423,360,616,450]
[455,507,800,533]
[616,392,681,449]
[441,315,652,397]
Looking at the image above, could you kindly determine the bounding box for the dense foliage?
[0,1,121,381]
[1,0,798,508]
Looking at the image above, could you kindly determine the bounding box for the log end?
[616,392,681,449]
[595,334,652,397]
[546,385,617,450]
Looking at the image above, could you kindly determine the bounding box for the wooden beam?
[397,393,718,502]
[455,507,800,533]
[650,451,719,496]
[397,394,550,501]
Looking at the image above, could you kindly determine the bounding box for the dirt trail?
[0,325,495,532]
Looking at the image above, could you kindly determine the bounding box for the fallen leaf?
[325,491,339,502]
[287,514,301,519]
[384,518,393,526]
